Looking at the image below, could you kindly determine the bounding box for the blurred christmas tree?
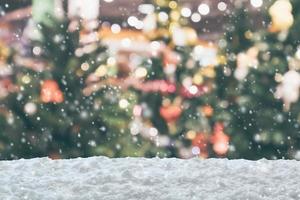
[216,0,300,159]
[0,1,157,159]
[130,0,228,158]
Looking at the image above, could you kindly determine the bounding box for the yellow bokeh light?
[22,75,31,84]
[95,65,108,77]
[134,67,148,78]
[119,99,129,109]
[107,57,116,66]
[169,1,177,9]
[193,74,203,85]
[170,10,180,21]
[186,130,197,140]
[81,62,90,71]
[156,0,167,7]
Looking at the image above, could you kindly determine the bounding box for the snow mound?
[1,157,300,200]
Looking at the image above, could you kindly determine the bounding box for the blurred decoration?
[1,0,300,160]
[131,0,222,158]
[0,0,165,159]
[234,46,259,81]
[215,0,300,159]
[159,102,182,123]
[32,0,61,26]
[275,70,300,111]
[40,80,64,103]
[210,123,229,156]
[68,0,99,20]
[192,132,209,158]
[268,0,294,32]
[0,41,10,62]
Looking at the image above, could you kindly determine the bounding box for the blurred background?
[0,0,300,160]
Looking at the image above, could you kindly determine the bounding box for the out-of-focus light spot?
[130,121,140,135]
[128,16,138,27]
[217,2,227,11]
[127,17,144,29]
[198,3,210,15]
[22,75,31,84]
[81,62,90,71]
[135,67,148,78]
[181,7,192,17]
[88,140,96,147]
[75,48,83,57]
[111,24,121,34]
[138,4,154,14]
[158,12,169,22]
[119,99,129,109]
[104,0,114,2]
[135,20,144,29]
[192,146,201,155]
[250,0,263,8]
[296,49,300,59]
[150,41,161,51]
[169,1,178,9]
[189,85,198,95]
[95,65,107,77]
[193,74,203,85]
[294,151,300,160]
[133,105,142,116]
[149,127,158,137]
[33,46,42,56]
[274,73,283,82]
[186,130,197,140]
[24,102,37,115]
[191,13,201,22]
[121,38,132,48]
[107,57,116,66]
[183,77,192,87]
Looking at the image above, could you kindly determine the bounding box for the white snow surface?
[1,157,300,200]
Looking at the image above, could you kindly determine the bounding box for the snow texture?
[0,157,300,200]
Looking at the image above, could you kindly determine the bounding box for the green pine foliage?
[216,0,300,159]
[0,17,145,159]
[133,0,217,158]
